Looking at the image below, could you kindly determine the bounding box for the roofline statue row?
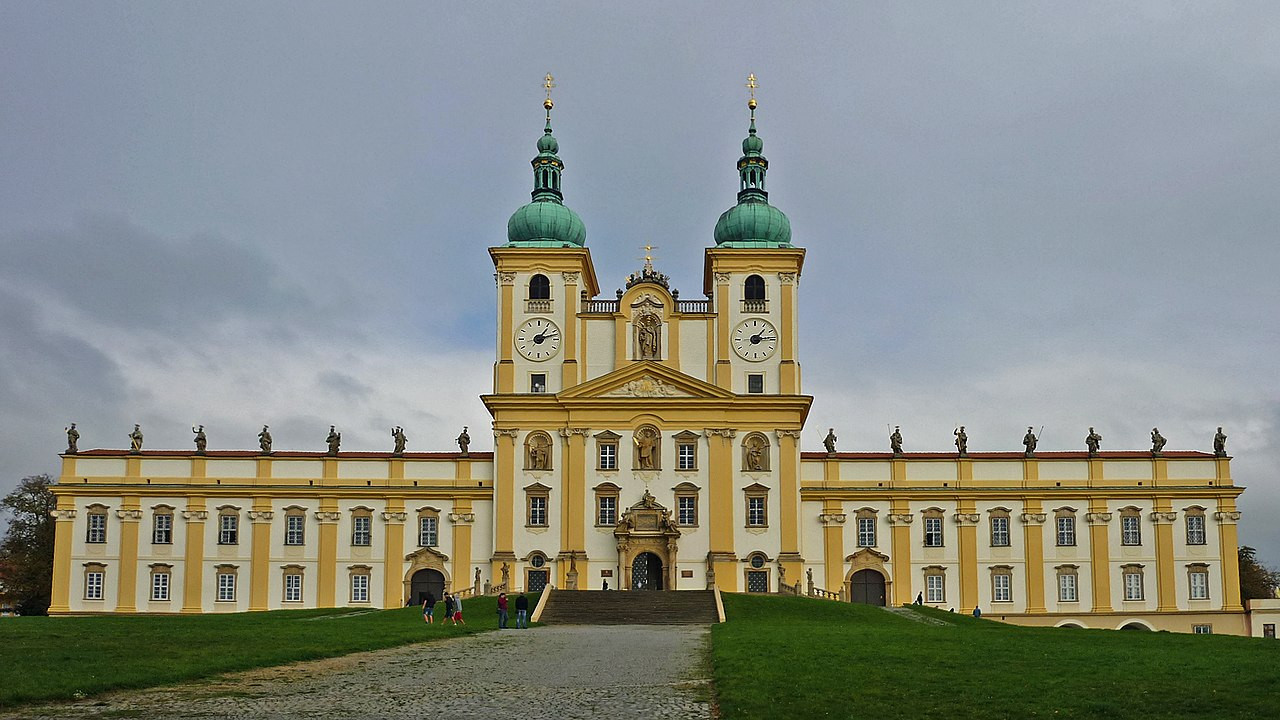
[62,423,474,457]
[817,425,1229,458]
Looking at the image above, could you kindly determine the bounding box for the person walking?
[443,592,455,625]
[421,591,436,624]
[497,592,509,629]
[515,592,529,629]
[453,592,465,625]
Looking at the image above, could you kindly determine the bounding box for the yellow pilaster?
[114,496,141,613]
[1022,498,1047,613]
[248,497,273,611]
[496,274,515,393]
[48,499,77,614]
[777,429,803,579]
[181,497,207,613]
[1217,498,1244,612]
[713,278,732,389]
[564,428,588,553]
[452,499,474,593]
[1087,498,1113,613]
[614,314,627,370]
[493,430,518,565]
[778,274,799,394]
[1152,497,1178,612]
[316,497,339,608]
[889,498,913,606]
[562,273,580,387]
[822,460,843,591]
[665,309,681,372]
[957,498,978,614]
[383,498,406,608]
[707,428,738,590]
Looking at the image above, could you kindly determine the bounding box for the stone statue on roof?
[889,426,903,456]
[457,426,471,455]
[129,424,144,453]
[391,426,407,455]
[1022,427,1037,457]
[1214,427,1228,457]
[326,425,341,455]
[65,423,79,454]
[192,425,207,454]
[954,426,967,456]
[1086,427,1102,456]
[1151,428,1166,456]
[259,425,273,454]
[823,428,837,454]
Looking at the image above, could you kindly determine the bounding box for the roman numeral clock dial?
[515,318,562,361]
[732,319,778,361]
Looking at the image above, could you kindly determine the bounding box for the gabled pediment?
[559,361,736,400]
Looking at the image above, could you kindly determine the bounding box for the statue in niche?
[1022,427,1037,457]
[953,426,968,457]
[1150,428,1166,455]
[456,426,471,456]
[501,562,511,587]
[634,427,659,470]
[259,425,273,454]
[635,313,661,360]
[527,433,551,470]
[1214,427,1228,457]
[65,423,79,454]
[391,426,407,455]
[889,426,903,456]
[1086,427,1102,456]
[128,424,144,453]
[743,435,769,471]
[326,425,341,455]
[823,428,837,454]
[192,425,207,454]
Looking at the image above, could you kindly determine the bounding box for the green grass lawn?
[0,594,532,708]
[711,594,1280,720]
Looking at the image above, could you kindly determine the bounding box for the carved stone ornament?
[704,428,738,439]
[115,508,143,521]
[633,309,662,360]
[381,511,408,523]
[493,428,521,439]
[886,513,914,525]
[777,272,797,285]
[449,511,476,523]
[314,511,342,524]
[1149,511,1178,524]
[496,271,517,285]
[1085,512,1113,525]
[562,271,580,283]
[713,271,731,285]
[775,429,803,440]
[247,510,275,523]
[605,376,687,398]
[1020,512,1048,525]
[952,512,981,525]
[50,508,77,520]
[818,512,847,526]
[559,426,591,438]
[1214,511,1242,524]
[182,509,209,521]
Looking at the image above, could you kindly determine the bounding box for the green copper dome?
[506,112,586,248]
[714,114,792,248]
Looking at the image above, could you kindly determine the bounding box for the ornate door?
[632,552,663,590]
[850,569,886,606]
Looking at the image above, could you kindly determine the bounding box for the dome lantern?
[713,74,792,248]
[506,74,587,248]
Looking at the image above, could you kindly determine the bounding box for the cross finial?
[638,243,658,271]
[543,73,556,114]
[746,73,758,111]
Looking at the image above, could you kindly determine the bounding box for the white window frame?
[598,443,617,471]
[152,513,172,544]
[1056,516,1076,546]
[1186,514,1206,545]
[677,495,697,526]
[418,516,438,547]
[925,573,945,603]
[218,513,238,545]
[1121,514,1142,546]
[746,373,765,394]
[351,573,370,603]
[85,570,104,600]
[747,496,767,527]
[1192,624,1213,634]
[530,373,547,394]
[993,571,1012,603]
[217,572,236,602]
[1123,568,1144,601]
[1058,571,1078,602]
[285,514,305,546]
[87,513,107,544]
[1189,569,1210,600]
[529,495,548,526]
[598,495,617,526]
[857,516,877,548]
[923,517,944,547]
[284,573,303,603]
[677,443,696,470]
[990,516,1010,547]
[151,570,170,601]
[351,515,372,546]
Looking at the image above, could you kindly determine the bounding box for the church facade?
[48,88,1251,635]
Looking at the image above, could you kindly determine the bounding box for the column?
[115,497,143,612]
[180,499,208,613]
[561,271,581,386]
[316,499,340,608]
[382,500,406,609]
[819,506,846,592]
[1216,506,1245,612]
[1020,501,1047,613]
[452,500,474,593]
[888,499,913,606]
[492,429,519,573]
[955,500,979,615]
[248,498,274,611]
[561,428,589,554]
[1152,498,1178,612]
[712,273,732,389]
[777,271,800,394]
[776,429,804,580]
[1085,500,1113,613]
[48,499,78,614]
[705,428,738,590]
[495,271,516,392]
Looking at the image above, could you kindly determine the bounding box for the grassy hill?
[711,593,1280,720]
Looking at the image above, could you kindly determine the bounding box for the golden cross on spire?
[745,73,758,110]
[543,73,556,113]
[639,243,659,270]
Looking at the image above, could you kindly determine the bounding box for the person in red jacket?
[497,592,509,629]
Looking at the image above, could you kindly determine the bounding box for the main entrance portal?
[632,552,664,590]
[411,568,445,606]
[849,569,886,606]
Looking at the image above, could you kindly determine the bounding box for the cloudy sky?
[2,3,1278,561]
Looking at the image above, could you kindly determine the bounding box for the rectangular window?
[217,573,236,602]
[219,514,238,545]
[1264,624,1276,639]
[923,517,944,547]
[285,515,305,546]
[87,514,106,544]
[530,373,547,393]
[529,496,548,526]
[1121,515,1141,546]
[857,517,877,547]
[747,373,764,394]
[351,574,369,603]
[747,497,766,527]
[419,516,438,546]
[1056,517,1076,546]
[1186,515,1206,545]
[152,514,172,544]
[925,574,945,603]
[284,573,302,603]
[151,572,170,601]
[85,571,104,600]
[677,496,697,525]
[351,516,371,546]
[1058,572,1078,602]
[599,443,617,470]
[677,443,696,470]
[990,517,1010,547]
[598,496,617,526]
[1192,624,1213,635]
[1123,571,1144,601]
[1190,570,1210,600]
[993,573,1011,603]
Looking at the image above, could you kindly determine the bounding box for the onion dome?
[713,87,792,248]
[506,82,586,247]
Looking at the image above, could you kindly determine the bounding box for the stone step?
[539,590,719,625]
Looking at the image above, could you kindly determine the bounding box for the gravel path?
[4,625,713,720]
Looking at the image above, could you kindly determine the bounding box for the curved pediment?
[404,546,450,564]
[615,490,679,538]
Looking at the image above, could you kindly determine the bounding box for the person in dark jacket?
[515,593,530,629]
[443,592,455,625]
[422,591,437,624]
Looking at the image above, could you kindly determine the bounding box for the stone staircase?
[538,590,720,625]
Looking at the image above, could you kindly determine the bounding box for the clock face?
[732,318,778,361]
[515,318,561,361]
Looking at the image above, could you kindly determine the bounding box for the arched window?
[529,274,551,300]
[744,274,766,301]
